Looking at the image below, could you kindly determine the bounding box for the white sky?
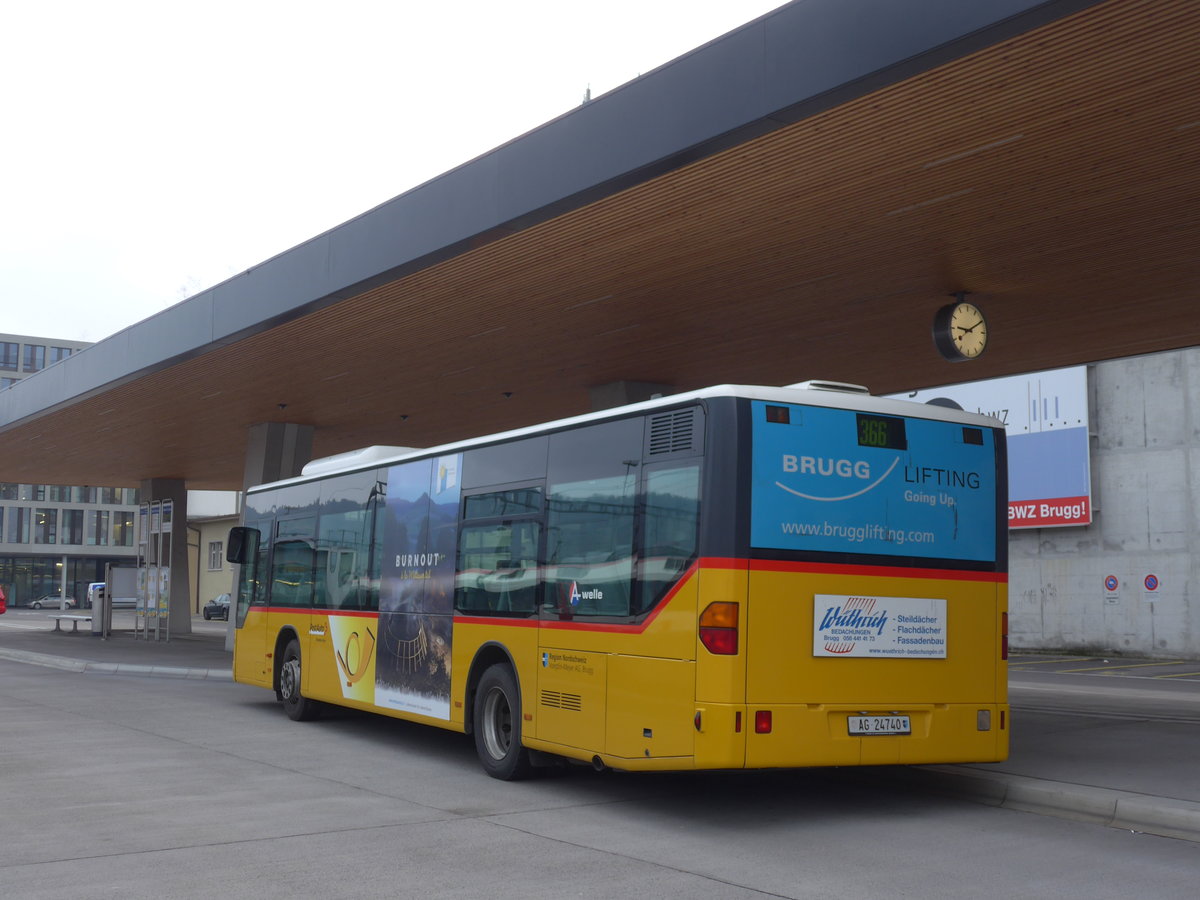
[1,0,785,343]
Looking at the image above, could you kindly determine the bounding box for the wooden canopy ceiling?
[2,0,1197,490]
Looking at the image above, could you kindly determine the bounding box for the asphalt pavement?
[1,611,1197,843]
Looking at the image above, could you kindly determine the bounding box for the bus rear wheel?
[473,664,531,780]
[280,639,322,722]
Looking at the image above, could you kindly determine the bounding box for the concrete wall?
[1010,348,1199,658]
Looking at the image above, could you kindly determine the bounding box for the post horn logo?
[336,626,377,687]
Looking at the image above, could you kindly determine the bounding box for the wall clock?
[933,298,987,361]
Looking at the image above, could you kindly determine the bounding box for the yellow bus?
[228,381,1008,779]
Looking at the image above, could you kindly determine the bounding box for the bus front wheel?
[473,665,531,780]
[279,639,322,722]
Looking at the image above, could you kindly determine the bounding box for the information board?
[891,366,1091,529]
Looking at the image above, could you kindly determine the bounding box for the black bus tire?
[280,639,322,722]
[473,664,532,780]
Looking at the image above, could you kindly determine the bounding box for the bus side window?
[271,539,316,609]
[638,464,700,614]
[543,418,642,618]
[455,521,540,615]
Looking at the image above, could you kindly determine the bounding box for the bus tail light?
[754,710,772,734]
[1001,612,1009,660]
[699,602,739,655]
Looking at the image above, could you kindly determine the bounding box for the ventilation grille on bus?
[646,407,700,457]
[541,690,583,712]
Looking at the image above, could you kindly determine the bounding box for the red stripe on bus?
[261,608,380,618]
[260,557,1001,633]
[454,615,539,628]
[456,560,701,634]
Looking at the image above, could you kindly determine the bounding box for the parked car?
[29,595,75,609]
[203,593,231,621]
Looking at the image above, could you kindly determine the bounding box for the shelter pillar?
[139,478,191,635]
[228,424,314,651]
[243,422,314,491]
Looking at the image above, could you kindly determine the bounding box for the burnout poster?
[375,453,462,719]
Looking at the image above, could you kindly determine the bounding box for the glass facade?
[0,478,139,605]
[0,333,91,386]
[0,555,132,607]
[0,335,134,609]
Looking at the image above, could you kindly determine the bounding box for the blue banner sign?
[750,401,997,562]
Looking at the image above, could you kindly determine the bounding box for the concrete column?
[243,422,315,492]
[139,478,192,636]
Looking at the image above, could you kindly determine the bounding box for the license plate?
[848,715,911,736]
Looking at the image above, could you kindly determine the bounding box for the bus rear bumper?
[742,702,1010,768]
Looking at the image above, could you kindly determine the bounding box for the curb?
[911,765,1200,844]
[0,647,233,681]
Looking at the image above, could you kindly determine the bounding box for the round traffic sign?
[1104,575,1119,592]
[1144,574,1159,592]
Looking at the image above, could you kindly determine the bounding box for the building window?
[61,510,84,545]
[22,344,46,373]
[1,377,18,389]
[0,483,16,500]
[0,342,17,371]
[49,346,73,364]
[18,484,46,502]
[86,510,110,546]
[48,485,71,502]
[8,508,30,544]
[111,512,134,547]
[208,541,224,571]
[34,509,57,544]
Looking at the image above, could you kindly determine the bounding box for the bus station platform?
[0,617,233,680]
[0,618,1197,843]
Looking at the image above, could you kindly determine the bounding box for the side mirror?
[227,527,258,565]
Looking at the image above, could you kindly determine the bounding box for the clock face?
[933,301,987,361]
[950,302,987,357]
